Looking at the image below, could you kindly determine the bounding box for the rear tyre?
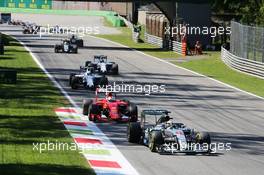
[78,40,84,47]
[128,103,138,122]
[111,64,119,75]
[196,132,211,153]
[83,99,92,115]
[196,132,211,145]
[127,122,142,143]
[71,76,79,89]
[99,76,108,88]
[69,73,76,86]
[89,104,101,122]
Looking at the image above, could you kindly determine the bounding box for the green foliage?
[175,52,264,97]
[212,0,264,26]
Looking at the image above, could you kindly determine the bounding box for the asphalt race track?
[1,16,264,175]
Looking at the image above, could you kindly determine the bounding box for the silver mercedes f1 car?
[127,110,212,154]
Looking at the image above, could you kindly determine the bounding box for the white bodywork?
[99,62,107,73]
[63,43,69,52]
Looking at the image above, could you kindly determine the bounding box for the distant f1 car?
[69,35,84,47]
[22,24,40,34]
[69,67,108,90]
[8,20,24,25]
[85,55,119,75]
[127,110,212,154]
[54,39,78,53]
[82,90,138,122]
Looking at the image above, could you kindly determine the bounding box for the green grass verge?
[174,52,264,97]
[96,27,181,59]
[0,35,94,175]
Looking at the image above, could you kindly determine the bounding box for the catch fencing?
[230,21,264,63]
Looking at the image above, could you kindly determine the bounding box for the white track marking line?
[89,35,264,101]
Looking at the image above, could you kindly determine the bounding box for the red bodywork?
[88,91,138,122]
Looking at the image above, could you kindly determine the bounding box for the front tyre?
[69,73,76,86]
[149,131,163,152]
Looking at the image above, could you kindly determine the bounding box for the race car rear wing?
[141,109,171,116]
[94,55,107,62]
[140,109,171,128]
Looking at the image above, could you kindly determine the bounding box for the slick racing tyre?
[69,73,76,86]
[111,64,119,75]
[71,76,79,89]
[74,48,78,54]
[89,104,101,122]
[149,131,164,152]
[128,103,138,121]
[99,76,108,87]
[127,122,142,143]
[83,99,92,115]
[196,132,211,145]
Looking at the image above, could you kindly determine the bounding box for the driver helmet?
[89,67,94,73]
[166,120,173,128]
[100,58,104,63]
[86,69,91,75]
[106,92,113,101]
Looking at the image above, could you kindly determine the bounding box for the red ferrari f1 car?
[82,90,138,122]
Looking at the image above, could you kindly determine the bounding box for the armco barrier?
[221,47,264,78]
[172,40,183,56]
[145,33,163,48]
[145,32,184,56]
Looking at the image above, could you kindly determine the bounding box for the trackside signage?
[0,0,52,9]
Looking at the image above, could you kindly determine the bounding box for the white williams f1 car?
[85,55,119,75]
[69,67,108,90]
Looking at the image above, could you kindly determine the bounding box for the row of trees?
[212,0,264,26]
